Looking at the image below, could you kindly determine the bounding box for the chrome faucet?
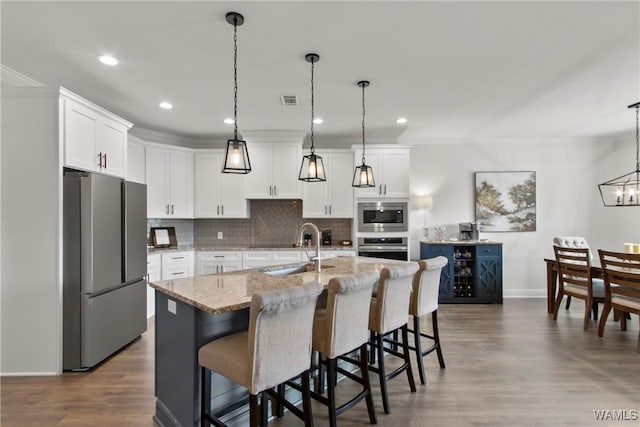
[297,222,321,272]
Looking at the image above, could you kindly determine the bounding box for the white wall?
[1,89,62,374]
[408,138,640,297]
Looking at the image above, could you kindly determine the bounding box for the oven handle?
[358,246,408,252]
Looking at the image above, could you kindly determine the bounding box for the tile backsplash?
[148,199,352,247]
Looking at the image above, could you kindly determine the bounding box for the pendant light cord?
[310,58,315,154]
[233,18,239,141]
[361,83,366,164]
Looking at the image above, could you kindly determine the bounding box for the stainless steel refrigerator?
[63,170,147,370]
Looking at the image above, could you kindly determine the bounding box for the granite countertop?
[149,256,411,315]
[147,244,355,254]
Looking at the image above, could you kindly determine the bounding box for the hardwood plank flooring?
[2,299,638,426]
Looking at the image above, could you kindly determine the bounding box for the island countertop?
[149,256,413,315]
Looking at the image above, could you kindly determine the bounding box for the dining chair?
[553,236,595,311]
[597,250,640,352]
[368,263,420,414]
[408,256,448,385]
[198,281,323,427]
[306,271,378,427]
[553,245,604,330]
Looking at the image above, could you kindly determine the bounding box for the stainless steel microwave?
[357,202,408,232]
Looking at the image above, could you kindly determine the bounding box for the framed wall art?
[475,171,536,232]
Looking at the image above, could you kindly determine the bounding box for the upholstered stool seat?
[198,281,323,427]
[408,256,448,385]
[368,263,419,414]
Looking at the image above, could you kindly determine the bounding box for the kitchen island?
[150,256,414,427]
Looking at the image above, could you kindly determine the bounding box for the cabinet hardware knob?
[103,153,107,169]
[221,205,224,215]
[166,204,170,214]
[171,204,174,214]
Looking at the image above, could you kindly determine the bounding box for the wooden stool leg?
[301,371,314,427]
[413,315,426,385]
[565,295,571,310]
[249,394,259,427]
[402,325,416,393]
[433,310,445,369]
[583,298,591,331]
[375,332,390,414]
[598,303,611,337]
[276,384,285,417]
[200,367,209,427]
[359,343,377,425]
[327,358,338,427]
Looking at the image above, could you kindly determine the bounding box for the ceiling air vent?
[280,95,298,106]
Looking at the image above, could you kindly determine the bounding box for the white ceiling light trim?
[97,55,118,66]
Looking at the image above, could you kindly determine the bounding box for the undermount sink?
[260,262,334,276]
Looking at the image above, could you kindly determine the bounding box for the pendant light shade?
[598,102,640,206]
[222,12,251,174]
[352,80,375,188]
[299,53,326,182]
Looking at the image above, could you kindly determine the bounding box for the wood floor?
[2,299,638,427]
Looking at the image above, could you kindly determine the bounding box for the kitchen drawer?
[321,250,355,259]
[243,251,272,262]
[161,251,194,267]
[161,265,192,280]
[272,250,303,264]
[421,245,453,259]
[198,251,242,262]
[476,245,501,257]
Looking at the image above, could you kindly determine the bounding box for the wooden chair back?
[598,250,640,311]
[553,245,593,296]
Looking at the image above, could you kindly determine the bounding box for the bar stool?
[198,281,323,427]
[309,271,379,427]
[368,263,419,414]
[408,257,448,385]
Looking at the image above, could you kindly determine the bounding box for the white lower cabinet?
[197,251,243,275]
[320,250,356,259]
[146,253,161,318]
[161,251,194,280]
[243,250,303,269]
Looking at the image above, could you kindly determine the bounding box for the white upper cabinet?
[195,150,248,218]
[243,131,304,199]
[303,151,354,218]
[145,144,194,218]
[61,88,132,178]
[352,146,411,198]
[127,136,146,184]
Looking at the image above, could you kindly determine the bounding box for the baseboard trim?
[504,289,547,299]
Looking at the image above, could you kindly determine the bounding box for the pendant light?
[352,80,375,187]
[598,102,640,206]
[298,53,326,182]
[222,12,251,174]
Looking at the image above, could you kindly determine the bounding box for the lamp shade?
[299,153,326,182]
[352,163,375,187]
[222,139,251,174]
[416,195,433,210]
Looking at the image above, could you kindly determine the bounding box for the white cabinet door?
[303,151,353,218]
[146,145,194,218]
[195,152,222,217]
[381,149,410,198]
[244,144,272,199]
[219,262,243,273]
[96,121,127,178]
[272,144,302,198]
[195,151,248,218]
[244,143,302,199]
[146,147,170,218]
[64,98,99,172]
[272,250,303,265]
[127,138,146,184]
[168,150,193,218]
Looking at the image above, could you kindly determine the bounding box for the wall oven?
[357,237,408,261]
[357,202,408,233]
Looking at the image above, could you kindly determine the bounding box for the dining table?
[543,257,603,313]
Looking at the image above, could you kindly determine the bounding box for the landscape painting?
[475,171,536,232]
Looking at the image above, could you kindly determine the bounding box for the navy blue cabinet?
[420,242,503,304]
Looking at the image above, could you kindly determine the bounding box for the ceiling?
[2,1,639,147]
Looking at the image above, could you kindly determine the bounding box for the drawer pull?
[171,256,185,260]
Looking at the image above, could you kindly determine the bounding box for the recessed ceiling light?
[97,55,118,66]
[159,102,173,110]
[313,118,323,124]
[396,117,408,124]
[223,118,235,124]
